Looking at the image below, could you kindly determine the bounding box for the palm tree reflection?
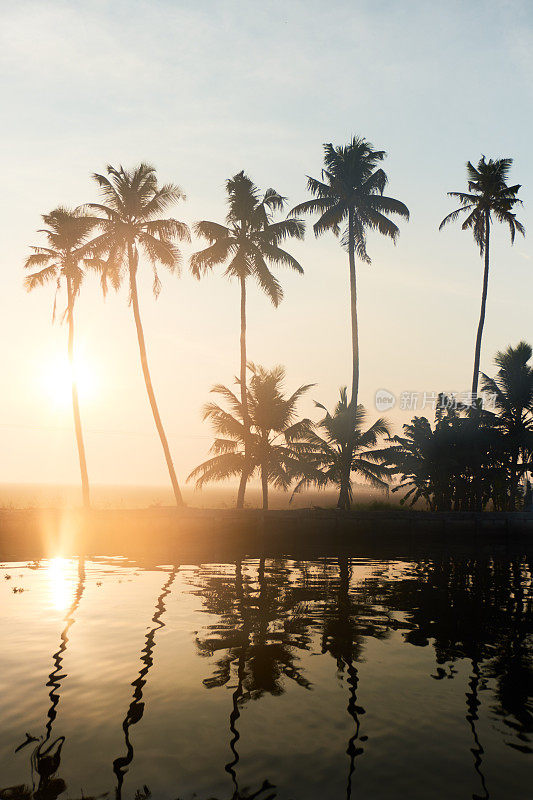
[194,558,314,797]
[3,551,531,800]
[12,557,86,800]
[319,557,386,800]
[113,567,178,799]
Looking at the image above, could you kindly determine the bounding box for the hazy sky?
[1,0,532,490]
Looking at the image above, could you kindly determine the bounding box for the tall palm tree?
[190,171,305,508]
[293,388,391,510]
[481,341,533,509]
[87,164,190,506]
[290,137,409,413]
[439,157,525,397]
[24,208,97,508]
[188,364,314,510]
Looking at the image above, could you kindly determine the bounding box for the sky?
[1,0,532,493]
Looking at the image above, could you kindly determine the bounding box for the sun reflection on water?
[48,557,70,611]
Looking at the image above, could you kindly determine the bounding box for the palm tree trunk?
[337,209,359,512]
[337,480,350,511]
[128,244,184,507]
[66,277,90,509]
[348,209,359,411]
[472,212,490,398]
[337,453,351,511]
[236,276,250,509]
[261,463,269,511]
[510,448,519,511]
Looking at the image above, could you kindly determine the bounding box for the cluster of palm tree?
[25,137,528,511]
[187,368,391,510]
[384,343,533,511]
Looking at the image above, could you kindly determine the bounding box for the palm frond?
[24,265,59,291]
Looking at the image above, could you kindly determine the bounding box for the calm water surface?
[0,550,531,799]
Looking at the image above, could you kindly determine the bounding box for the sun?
[43,351,97,408]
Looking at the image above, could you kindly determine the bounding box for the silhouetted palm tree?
[294,388,391,510]
[191,172,305,508]
[384,416,452,510]
[24,208,97,508]
[384,396,517,511]
[481,342,533,509]
[188,364,314,510]
[439,157,525,397]
[290,137,409,412]
[87,164,190,506]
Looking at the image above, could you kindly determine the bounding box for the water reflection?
[0,550,531,799]
[376,556,533,755]
[10,557,85,800]
[113,567,178,799]
[47,558,71,612]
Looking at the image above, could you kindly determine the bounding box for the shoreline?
[1,507,532,564]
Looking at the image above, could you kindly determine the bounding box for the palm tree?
[188,364,314,510]
[384,416,453,511]
[481,342,533,509]
[86,164,190,506]
[290,137,409,413]
[190,171,305,508]
[384,404,506,512]
[24,208,97,508]
[439,157,525,397]
[293,388,391,510]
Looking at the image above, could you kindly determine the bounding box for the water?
[0,549,531,799]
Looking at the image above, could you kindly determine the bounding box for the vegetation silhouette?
[290,136,409,410]
[86,164,190,506]
[191,171,305,508]
[188,364,314,510]
[385,343,533,511]
[481,342,533,510]
[292,388,391,510]
[20,146,531,513]
[439,156,525,397]
[24,209,98,508]
[290,137,408,500]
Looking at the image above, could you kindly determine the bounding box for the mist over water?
[0,483,387,510]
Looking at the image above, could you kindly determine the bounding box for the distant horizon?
[0,480,390,510]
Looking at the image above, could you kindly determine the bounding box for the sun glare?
[43,352,97,408]
[48,557,70,611]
